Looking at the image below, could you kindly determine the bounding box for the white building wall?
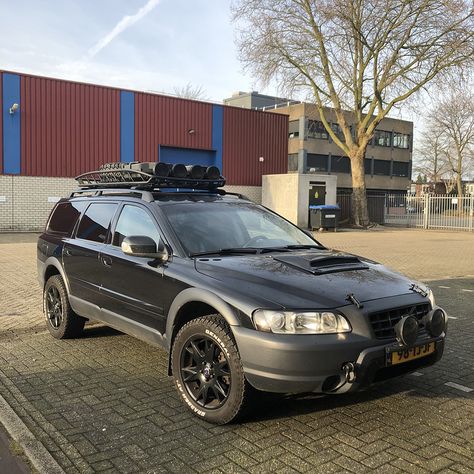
[0,176,263,231]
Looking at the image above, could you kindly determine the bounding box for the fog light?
[186,165,205,179]
[170,164,187,178]
[205,166,221,180]
[394,315,418,347]
[154,162,171,177]
[425,309,446,337]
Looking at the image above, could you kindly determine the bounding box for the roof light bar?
[76,161,225,190]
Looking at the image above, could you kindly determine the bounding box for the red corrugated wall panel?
[223,107,288,186]
[21,75,120,177]
[0,72,3,174]
[135,93,212,162]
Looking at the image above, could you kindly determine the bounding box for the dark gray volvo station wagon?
[37,162,447,424]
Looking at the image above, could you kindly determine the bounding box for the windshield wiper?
[190,244,325,258]
[190,248,260,257]
[281,244,326,250]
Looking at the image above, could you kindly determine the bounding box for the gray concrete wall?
[0,176,263,231]
[262,174,300,224]
[262,173,337,228]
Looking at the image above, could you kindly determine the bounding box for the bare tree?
[232,0,474,226]
[173,83,208,100]
[429,86,474,199]
[413,123,450,192]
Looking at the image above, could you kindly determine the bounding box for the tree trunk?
[456,163,463,200]
[349,148,370,227]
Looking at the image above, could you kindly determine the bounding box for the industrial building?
[224,92,413,196]
[0,71,288,230]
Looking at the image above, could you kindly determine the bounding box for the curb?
[0,394,64,474]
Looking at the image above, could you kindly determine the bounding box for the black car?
[37,163,447,424]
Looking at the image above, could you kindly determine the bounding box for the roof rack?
[75,164,226,191]
[70,162,249,202]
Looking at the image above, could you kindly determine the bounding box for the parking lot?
[0,228,473,473]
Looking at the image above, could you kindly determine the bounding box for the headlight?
[253,310,351,334]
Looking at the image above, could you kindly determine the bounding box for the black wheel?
[44,275,85,339]
[171,314,251,424]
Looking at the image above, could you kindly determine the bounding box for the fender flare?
[42,257,71,295]
[164,287,241,350]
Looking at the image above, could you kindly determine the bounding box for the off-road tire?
[44,275,86,339]
[171,314,251,424]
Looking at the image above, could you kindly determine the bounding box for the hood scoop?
[273,254,369,275]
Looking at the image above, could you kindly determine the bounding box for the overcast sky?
[0,0,273,102]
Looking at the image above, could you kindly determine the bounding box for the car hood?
[194,249,416,309]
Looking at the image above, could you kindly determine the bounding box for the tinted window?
[374,130,392,147]
[331,155,351,173]
[76,203,117,243]
[307,154,328,172]
[47,201,86,235]
[374,159,391,176]
[307,120,328,139]
[162,201,315,255]
[392,161,409,177]
[393,132,410,149]
[113,205,161,247]
[364,158,372,174]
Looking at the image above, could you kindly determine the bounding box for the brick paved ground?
[0,229,472,473]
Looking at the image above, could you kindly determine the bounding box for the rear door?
[63,202,118,306]
[98,203,168,332]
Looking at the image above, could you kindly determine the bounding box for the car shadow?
[82,323,124,339]
[240,374,470,423]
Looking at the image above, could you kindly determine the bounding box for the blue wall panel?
[212,104,223,171]
[120,90,135,163]
[159,146,216,166]
[2,73,21,174]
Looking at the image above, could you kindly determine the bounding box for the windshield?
[161,200,317,255]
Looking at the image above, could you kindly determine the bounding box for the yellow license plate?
[388,342,436,366]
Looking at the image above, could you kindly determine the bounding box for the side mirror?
[121,236,169,262]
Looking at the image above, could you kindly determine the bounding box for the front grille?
[369,303,431,339]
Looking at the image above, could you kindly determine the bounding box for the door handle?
[64,249,73,256]
[101,255,113,267]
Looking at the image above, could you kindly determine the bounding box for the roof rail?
[70,188,154,202]
[69,187,248,203]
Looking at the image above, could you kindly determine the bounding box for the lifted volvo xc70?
[37,162,447,424]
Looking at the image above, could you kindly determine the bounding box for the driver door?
[98,203,167,332]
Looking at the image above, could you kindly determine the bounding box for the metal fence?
[384,194,474,231]
[336,193,474,231]
[336,194,386,224]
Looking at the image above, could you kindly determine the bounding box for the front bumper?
[232,326,445,394]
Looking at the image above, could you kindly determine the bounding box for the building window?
[364,158,372,174]
[393,132,410,149]
[306,154,328,172]
[307,120,328,140]
[373,130,392,147]
[392,161,410,177]
[373,159,391,176]
[330,123,345,141]
[289,120,299,139]
[331,155,351,173]
[288,154,299,172]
